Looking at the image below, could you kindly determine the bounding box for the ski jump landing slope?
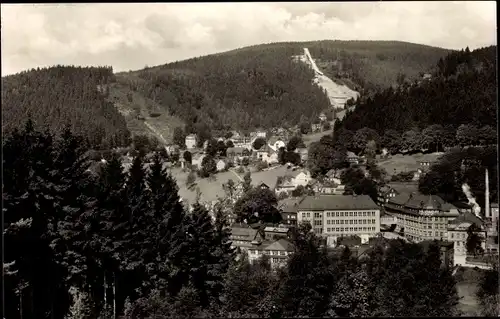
[294,48,360,109]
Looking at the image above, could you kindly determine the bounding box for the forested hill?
[2,41,450,146]
[114,40,450,135]
[2,66,131,149]
[335,45,497,135]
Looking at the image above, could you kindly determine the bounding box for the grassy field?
[303,128,333,147]
[376,152,445,177]
[170,165,291,206]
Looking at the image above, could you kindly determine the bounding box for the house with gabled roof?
[247,238,295,268]
[230,223,265,252]
[446,211,486,257]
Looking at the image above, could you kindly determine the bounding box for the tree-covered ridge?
[335,45,497,135]
[116,40,449,134]
[2,66,131,149]
[117,46,331,133]
[225,40,451,92]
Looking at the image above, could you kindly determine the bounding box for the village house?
[226,147,250,164]
[247,238,295,268]
[257,182,270,190]
[275,170,312,194]
[385,192,460,242]
[261,147,279,164]
[263,226,291,241]
[275,176,297,194]
[278,197,304,226]
[191,153,206,169]
[268,136,286,152]
[216,159,227,172]
[377,185,399,205]
[346,151,359,164]
[309,179,345,195]
[297,195,381,243]
[185,134,197,149]
[230,223,264,252]
[447,211,486,257]
[231,136,252,149]
[325,169,342,182]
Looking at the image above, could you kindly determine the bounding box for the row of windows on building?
[406,227,445,238]
[450,232,467,239]
[326,226,377,233]
[403,221,448,230]
[326,219,377,225]
[396,214,452,223]
[301,211,378,218]
[248,250,288,256]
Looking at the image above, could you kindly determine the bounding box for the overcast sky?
[1,2,496,76]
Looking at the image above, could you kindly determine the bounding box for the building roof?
[388,192,456,211]
[491,203,499,208]
[346,151,358,158]
[230,224,260,239]
[278,197,305,212]
[297,195,379,211]
[264,226,289,233]
[186,134,197,139]
[448,211,484,228]
[262,238,295,252]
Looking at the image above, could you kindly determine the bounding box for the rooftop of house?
[230,224,260,239]
[264,226,289,233]
[297,195,380,211]
[186,134,197,139]
[346,151,358,158]
[278,197,305,212]
[448,211,484,228]
[492,203,499,208]
[261,238,295,252]
[389,192,456,211]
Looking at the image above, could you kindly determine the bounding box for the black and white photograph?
[1,1,498,318]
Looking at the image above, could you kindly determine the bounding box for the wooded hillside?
[115,40,450,136]
[2,66,131,149]
[2,41,450,146]
[335,46,497,135]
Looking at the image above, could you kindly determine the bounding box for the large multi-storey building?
[384,192,460,242]
[296,195,381,242]
[446,211,486,256]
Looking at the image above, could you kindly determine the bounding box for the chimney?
[485,168,490,218]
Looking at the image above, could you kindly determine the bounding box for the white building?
[297,195,381,241]
[185,134,197,149]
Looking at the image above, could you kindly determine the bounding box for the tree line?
[335,45,497,136]
[2,66,131,149]
[332,123,496,155]
[3,121,496,318]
